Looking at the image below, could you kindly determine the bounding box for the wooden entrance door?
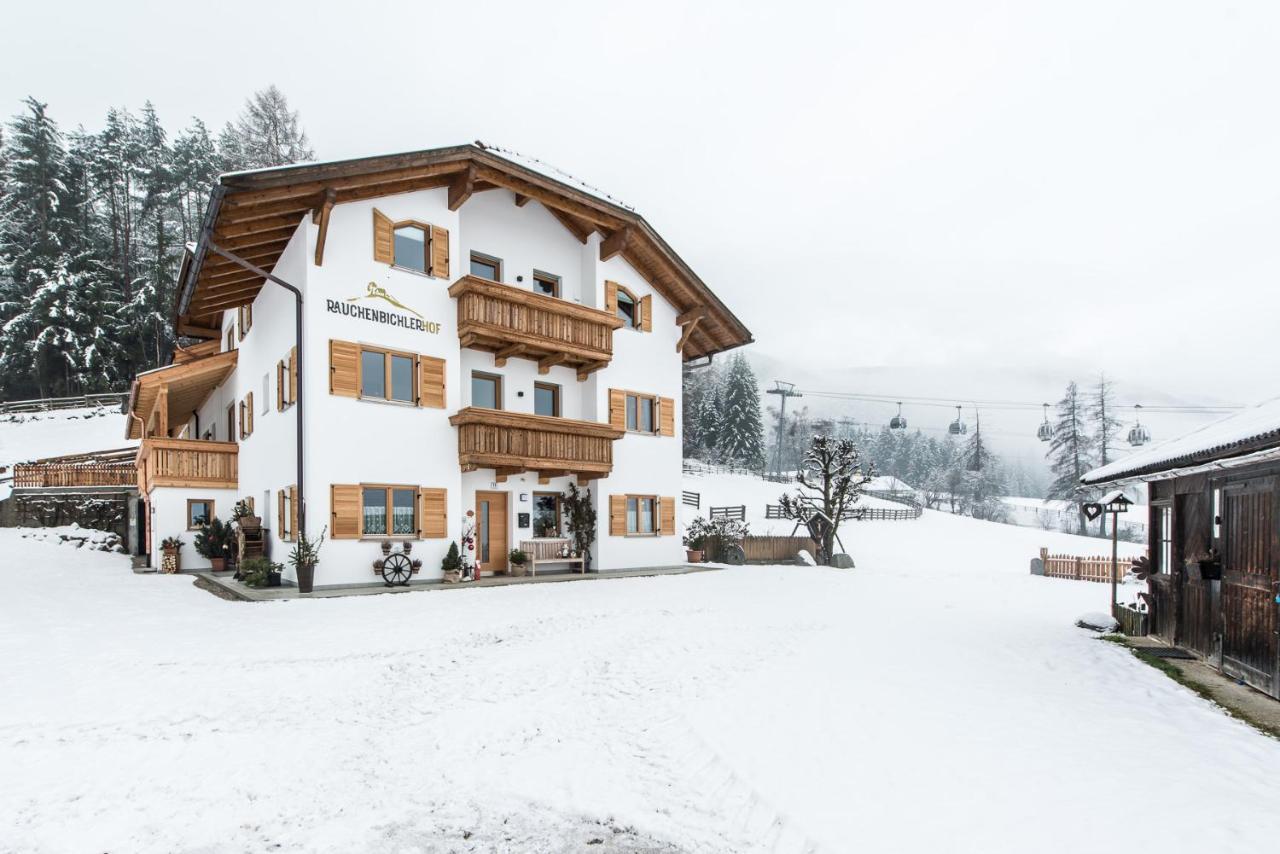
[1220,478,1280,697]
[475,491,509,575]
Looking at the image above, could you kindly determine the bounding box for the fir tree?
[717,354,765,469]
[1087,374,1123,535]
[1046,381,1095,534]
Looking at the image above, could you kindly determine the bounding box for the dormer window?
[605,281,650,332]
[393,225,427,273]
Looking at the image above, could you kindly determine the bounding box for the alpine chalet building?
[126,143,752,586]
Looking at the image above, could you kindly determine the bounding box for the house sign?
[326,283,442,334]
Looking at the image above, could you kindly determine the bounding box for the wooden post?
[1109,509,1120,618]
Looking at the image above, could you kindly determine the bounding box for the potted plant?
[683,518,709,563]
[564,483,597,572]
[508,548,529,577]
[288,526,325,594]
[441,541,463,583]
[160,536,183,573]
[193,517,232,572]
[231,499,261,532]
[240,557,284,588]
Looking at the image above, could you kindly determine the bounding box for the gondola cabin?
[1082,399,1280,699]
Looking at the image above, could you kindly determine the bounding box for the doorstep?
[194,564,718,601]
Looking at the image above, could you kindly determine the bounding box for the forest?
[0,87,313,400]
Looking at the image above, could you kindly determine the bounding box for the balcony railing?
[137,438,238,493]
[12,447,138,488]
[448,276,624,378]
[448,407,624,479]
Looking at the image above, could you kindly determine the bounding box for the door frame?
[475,490,510,575]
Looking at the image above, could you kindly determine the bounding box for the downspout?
[205,244,307,543]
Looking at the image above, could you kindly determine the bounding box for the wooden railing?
[448,408,624,478]
[448,276,623,374]
[0,391,127,415]
[12,447,138,488]
[136,437,238,493]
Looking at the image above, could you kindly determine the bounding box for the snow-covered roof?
[1082,396,1280,485]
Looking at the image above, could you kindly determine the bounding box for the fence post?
[1039,547,1048,564]
[1074,557,1082,580]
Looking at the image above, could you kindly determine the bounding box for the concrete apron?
[196,565,717,601]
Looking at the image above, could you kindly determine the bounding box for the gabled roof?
[176,142,752,361]
[1081,396,1280,485]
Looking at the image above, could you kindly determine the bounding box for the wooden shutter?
[289,485,298,541]
[276,360,285,411]
[659,497,676,536]
[246,392,254,436]
[331,484,361,539]
[609,494,627,536]
[238,400,246,439]
[429,225,450,279]
[418,355,446,408]
[659,396,675,437]
[288,346,298,404]
[604,281,619,315]
[418,487,447,539]
[639,295,652,332]
[373,208,394,264]
[609,389,627,430]
[277,489,285,536]
[329,340,360,397]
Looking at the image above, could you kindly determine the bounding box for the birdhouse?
[1099,490,1132,514]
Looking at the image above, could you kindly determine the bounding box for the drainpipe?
[206,244,306,543]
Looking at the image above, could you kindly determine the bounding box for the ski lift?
[1036,403,1053,442]
[1127,404,1151,447]
[948,405,967,436]
[889,402,908,430]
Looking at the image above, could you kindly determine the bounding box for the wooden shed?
[1082,400,1280,699]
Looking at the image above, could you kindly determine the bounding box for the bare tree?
[777,434,874,563]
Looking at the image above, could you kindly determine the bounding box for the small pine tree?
[717,354,766,470]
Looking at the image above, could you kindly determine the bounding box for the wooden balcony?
[448,275,624,379]
[448,407,624,480]
[136,438,238,493]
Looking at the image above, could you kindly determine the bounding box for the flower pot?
[210,557,226,572]
[510,562,527,577]
[381,541,393,556]
[296,562,315,594]
[267,571,282,588]
[442,569,462,584]
[401,541,413,555]
[686,549,704,563]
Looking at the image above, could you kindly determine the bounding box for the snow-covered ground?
[0,405,132,500]
[681,469,905,534]
[3,505,1278,853]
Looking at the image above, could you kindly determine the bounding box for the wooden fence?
[11,447,138,488]
[1040,548,1129,584]
[682,490,700,509]
[0,392,128,415]
[710,505,745,521]
[741,535,817,563]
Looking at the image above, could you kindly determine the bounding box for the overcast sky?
[4,0,1277,422]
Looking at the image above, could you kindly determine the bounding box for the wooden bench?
[520,539,585,576]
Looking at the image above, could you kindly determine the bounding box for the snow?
[16,523,124,552]
[1076,612,1120,632]
[4,485,1279,853]
[0,405,133,500]
[681,469,904,534]
[1084,395,1280,484]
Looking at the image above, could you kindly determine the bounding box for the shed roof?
[1081,396,1280,485]
[176,142,752,361]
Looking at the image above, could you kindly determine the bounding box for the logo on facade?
[326,282,441,334]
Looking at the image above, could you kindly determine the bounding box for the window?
[534,382,560,417]
[616,288,637,328]
[359,346,416,403]
[361,485,417,537]
[532,271,560,298]
[393,224,428,273]
[471,372,502,410]
[626,393,656,433]
[237,304,253,340]
[262,374,270,415]
[187,499,214,530]
[470,251,502,281]
[225,326,236,352]
[627,495,657,535]
[279,488,295,541]
[1156,505,1173,573]
[278,349,295,410]
[532,493,562,538]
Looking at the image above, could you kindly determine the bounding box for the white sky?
[4,0,1278,414]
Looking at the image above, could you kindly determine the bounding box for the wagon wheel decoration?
[381,552,413,586]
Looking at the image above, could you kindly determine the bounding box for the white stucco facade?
[141,169,716,588]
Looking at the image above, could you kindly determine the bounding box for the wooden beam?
[677,316,703,354]
[538,352,568,375]
[599,227,631,262]
[177,320,221,340]
[537,470,568,485]
[221,161,468,208]
[151,385,169,439]
[209,233,292,255]
[332,174,455,206]
[576,360,607,381]
[460,332,478,349]
[546,206,591,244]
[494,343,527,367]
[513,193,530,207]
[494,466,524,483]
[313,188,336,266]
[448,164,475,211]
[221,195,321,225]
[472,164,627,230]
[676,306,709,325]
[213,214,305,240]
